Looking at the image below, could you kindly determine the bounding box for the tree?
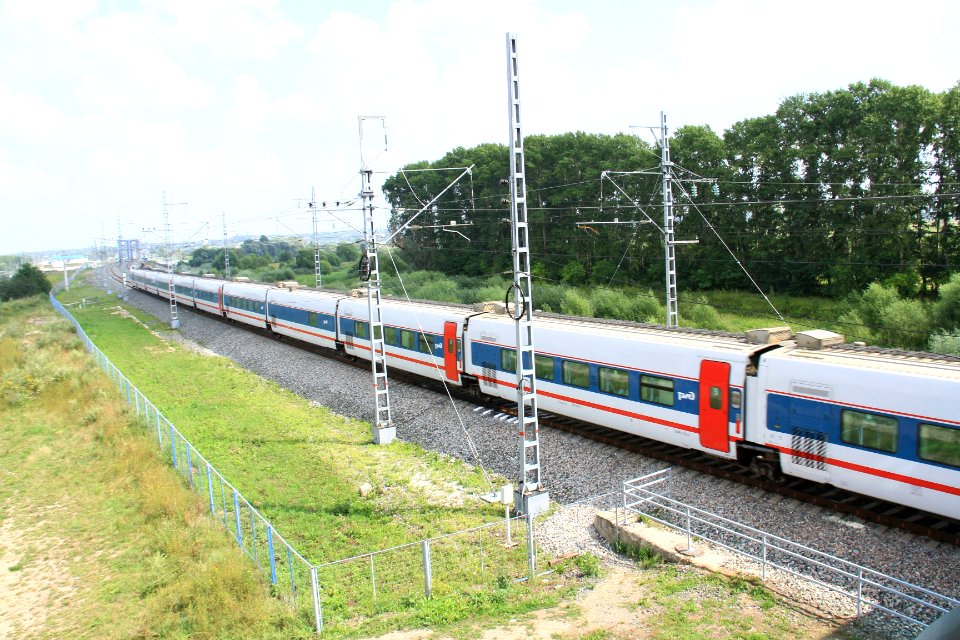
[1,264,51,301]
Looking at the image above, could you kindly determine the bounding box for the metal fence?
[315,514,540,624]
[49,291,543,633]
[622,468,959,630]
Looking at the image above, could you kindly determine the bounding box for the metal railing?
[49,291,544,633]
[622,468,958,630]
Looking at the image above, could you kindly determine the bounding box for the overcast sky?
[1,0,958,255]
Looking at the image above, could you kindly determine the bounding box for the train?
[126,267,960,520]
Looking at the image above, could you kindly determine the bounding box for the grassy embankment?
[51,277,577,636]
[0,295,310,639]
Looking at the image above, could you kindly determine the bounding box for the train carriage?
[464,312,773,460]
[336,294,476,384]
[756,341,960,518]
[171,274,197,309]
[266,287,345,350]
[222,281,271,329]
[192,276,223,315]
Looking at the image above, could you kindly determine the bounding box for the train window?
[918,424,960,468]
[308,312,318,327]
[562,361,590,388]
[501,349,517,373]
[709,386,722,410]
[385,326,397,344]
[599,367,629,397]
[355,322,369,340]
[401,330,415,350]
[730,389,742,410]
[841,410,898,453]
[640,375,674,406]
[535,355,554,381]
[418,334,433,355]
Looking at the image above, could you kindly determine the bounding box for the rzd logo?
[677,391,696,402]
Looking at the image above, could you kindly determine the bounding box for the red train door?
[699,360,730,453]
[443,322,458,382]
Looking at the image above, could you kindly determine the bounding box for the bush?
[591,289,632,320]
[575,552,602,578]
[859,282,899,332]
[260,267,296,283]
[684,296,726,330]
[0,264,51,301]
[335,242,361,263]
[413,280,461,303]
[929,331,960,356]
[877,298,931,350]
[934,273,960,331]
[629,293,663,323]
[533,283,567,313]
[561,261,587,285]
[559,289,594,317]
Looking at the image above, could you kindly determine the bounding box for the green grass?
[632,565,843,640]
[0,294,310,639]
[55,277,576,636]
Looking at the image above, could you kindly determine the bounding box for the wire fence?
[622,468,959,631]
[49,290,543,633]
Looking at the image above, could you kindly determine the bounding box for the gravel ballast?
[101,277,959,636]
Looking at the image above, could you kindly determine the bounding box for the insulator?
[712,183,720,196]
[690,184,698,197]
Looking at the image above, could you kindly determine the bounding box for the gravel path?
[103,277,959,636]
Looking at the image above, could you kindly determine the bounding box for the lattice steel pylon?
[506,33,548,516]
[311,189,321,288]
[360,159,395,445]
[222,211,231,280]
[163,191,180,330]
[660,112,679,328]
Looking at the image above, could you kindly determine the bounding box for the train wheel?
[750,456,784,483]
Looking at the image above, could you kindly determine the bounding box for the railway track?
[103,267,960,546]
[480,399,960,546]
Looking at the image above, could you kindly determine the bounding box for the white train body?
[126,267,960,519]
[756,347,960,519]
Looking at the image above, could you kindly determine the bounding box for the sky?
[1,0,959,256]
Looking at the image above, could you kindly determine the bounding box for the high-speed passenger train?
[127,267,960,520]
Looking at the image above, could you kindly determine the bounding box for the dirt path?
[362,562,850,640]
[0,504,78,640]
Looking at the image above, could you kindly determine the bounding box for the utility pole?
[506,33,548,519]
[359,116,394,445]
[222,212,230,279]
[660,112,679,328]
[163,192,187,329]
[310,188,321,288]
[117,216,123,270]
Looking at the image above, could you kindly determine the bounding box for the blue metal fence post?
[169,423,177,468]
[185,444,194,488]
[125,378,130,405]
[206,463,215,515]
[233,490,243,546]
[156,412,162,448]
[267,526,277,584]
[249,508,258,562]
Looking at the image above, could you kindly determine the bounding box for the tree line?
[382,79,960,299]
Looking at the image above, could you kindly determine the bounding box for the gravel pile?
[104,277,959,636]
